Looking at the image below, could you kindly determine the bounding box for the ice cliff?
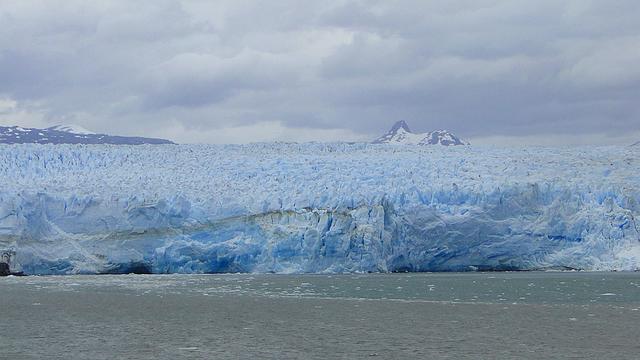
[0,143,639,274]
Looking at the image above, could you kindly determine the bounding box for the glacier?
[0,143,639,275]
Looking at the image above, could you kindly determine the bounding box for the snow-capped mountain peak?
[390,120,411,133]
[373,121,469,146]
[47,124,96,135]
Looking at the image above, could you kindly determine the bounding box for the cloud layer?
[1,0,639,144]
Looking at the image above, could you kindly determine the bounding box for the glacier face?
[0,143,639,275]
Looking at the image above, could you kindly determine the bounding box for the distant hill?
[372,121,469,146]
[0,124,174,145]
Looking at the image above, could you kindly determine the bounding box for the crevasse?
[0,143,638,274]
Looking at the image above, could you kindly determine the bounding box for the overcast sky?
[1,0,639,145]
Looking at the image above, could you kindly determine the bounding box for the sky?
[0,0,639,145]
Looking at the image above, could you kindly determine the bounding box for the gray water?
[2,272,640,359]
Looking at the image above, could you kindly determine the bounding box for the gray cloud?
[0,0,639,144]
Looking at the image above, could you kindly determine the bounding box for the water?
[2,272,640,359]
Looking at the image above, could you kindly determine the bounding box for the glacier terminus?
[0,143,639,275]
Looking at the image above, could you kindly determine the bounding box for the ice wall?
[0,143,638,274]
